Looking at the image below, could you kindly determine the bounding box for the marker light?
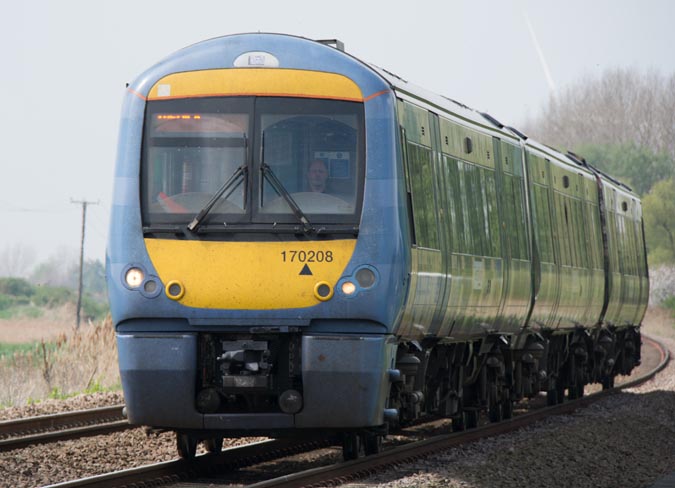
[125,268,144,288]
[165,280,185,300]
[341,281,357,296]
[143,280,157,294]
[314,281,334,301]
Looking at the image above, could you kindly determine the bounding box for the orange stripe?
[127,87,147,101]
[364,89,390,102]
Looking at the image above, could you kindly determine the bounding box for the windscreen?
[142,97,364,231]
[257,98,362,219]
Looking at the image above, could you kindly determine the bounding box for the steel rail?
[0,404,129,451]
[244,334,670,488]
[42,438,332,488]
[40,335,670,488]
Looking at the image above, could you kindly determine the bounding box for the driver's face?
[308,162,328,186]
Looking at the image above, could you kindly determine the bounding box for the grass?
[0,305,43,320]
[662,295,675,319]
[0,314,120,407]
[0,341,58,360]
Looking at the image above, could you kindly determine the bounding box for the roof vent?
[316,39,345,51]
[566,151,587,167]
[480,112,504,128]
[506,126,528,140]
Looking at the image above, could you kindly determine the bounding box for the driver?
[307,159,329,193]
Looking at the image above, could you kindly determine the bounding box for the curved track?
[41,334,670,488]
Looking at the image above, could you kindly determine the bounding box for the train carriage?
[107,33,648,459]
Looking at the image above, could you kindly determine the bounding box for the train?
[107,33,648,460]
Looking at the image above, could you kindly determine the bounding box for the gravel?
[2,314,674,488]
[342,336,675,488]
[0,391,266,487]
[0,391,125,422]
[0,421,266,487]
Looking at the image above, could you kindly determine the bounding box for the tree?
[524,68,675,162]
[643,178,675,264]
[30,248,78,288]
[0,244,36,278]
[523,67,675,266]
[0,277,34,297]
[573,143,675,196]
[81,259,107,299]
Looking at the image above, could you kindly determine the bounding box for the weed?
[663,295,675,319]
[0,315,120,407]
[47,388,69,400]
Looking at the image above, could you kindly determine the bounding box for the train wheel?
[362,433,382,456]
[204,436,223,455]
[556,381,565,404]
[601,375,615,390]
[569,383,584,399]
[465,410,479,429]
[342,433,362,461]
[576,383,585,398]
[176,432,197,460]
[488,385,502,423]
[546,385,561,406]
[488,402,502,423]
[501,394,513,420]
[451,414,465,432]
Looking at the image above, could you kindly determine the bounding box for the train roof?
[364,49,636,196]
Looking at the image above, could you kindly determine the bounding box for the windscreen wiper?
[261,163,313,233]
[187,164,247,232]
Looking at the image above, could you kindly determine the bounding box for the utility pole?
[71,198,98,329]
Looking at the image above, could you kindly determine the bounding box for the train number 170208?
[281,250,334,263]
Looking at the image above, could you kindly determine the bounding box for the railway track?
[41,334,670,488]
[0,404,130,451]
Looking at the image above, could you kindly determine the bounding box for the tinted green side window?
[608,212,621,272]
[623,215,637,275]
[504,174,529,260]
[554,194,569,266]
[407,143,439,249]
[575,200,589,268]
[635,220,646,278]
[443,156,500,257]
[464,161,499,256]
[532,185,555,263]
[586,204,601,269]
[481,169,501,256]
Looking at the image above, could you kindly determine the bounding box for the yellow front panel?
[148,69,363,101]
[144,239,357,310]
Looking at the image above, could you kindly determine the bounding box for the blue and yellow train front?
[106,34,410,436]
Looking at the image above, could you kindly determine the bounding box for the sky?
[1,0,674,274]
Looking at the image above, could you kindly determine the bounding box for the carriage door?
[397,100,445,338]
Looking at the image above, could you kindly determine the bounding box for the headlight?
[341,281,357,295]
[125,267,144,288]
[355,268,377,288]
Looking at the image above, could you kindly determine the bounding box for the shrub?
[0,277,35,297]
[663,295,675,318]
[0,294,13,311]
[33,286,74,308]
[81,295,109,322]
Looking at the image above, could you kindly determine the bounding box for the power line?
[71,198,99,330]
